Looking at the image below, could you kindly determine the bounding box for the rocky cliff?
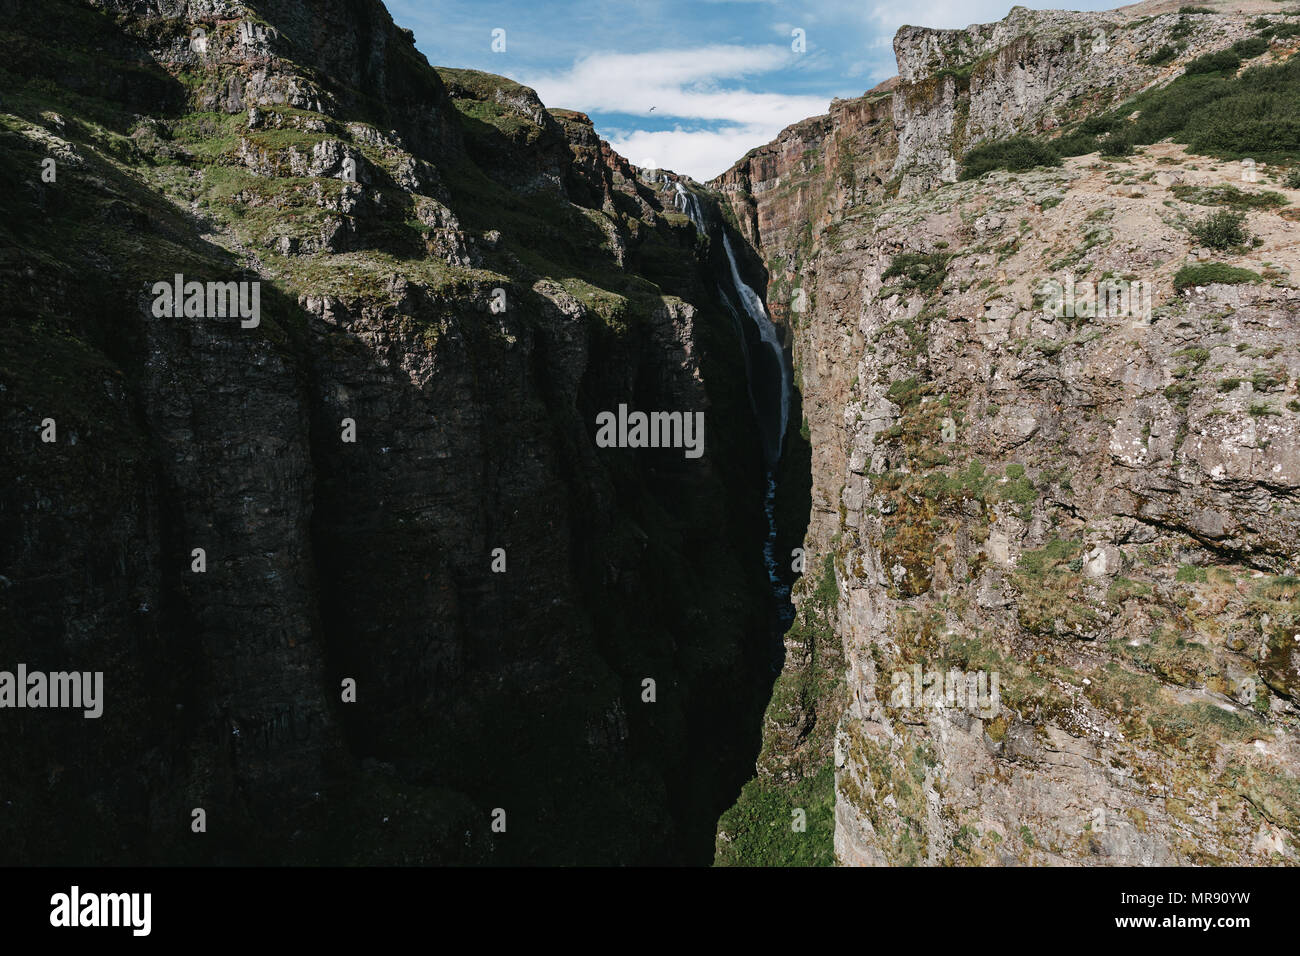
[715,0,1300,865]
[0,0,780,864]
[3,0,1298,870]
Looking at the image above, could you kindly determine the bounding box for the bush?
[1054,133,1100,156]
[1232,37,1270,58]
[1080,115,1122,136]
[882,252,950,294]
[1100,135,1135,156]
[1085,52,1300,162]
[1144,44,1177,66]
[1185,49,1241,74]
[959,136,1061,180]
[1189,208,1251,248]
[1178,5,1214,12]
[1285,168,1300,187]
[1173,263,1263,290]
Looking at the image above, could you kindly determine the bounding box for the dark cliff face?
[0,0,776,864]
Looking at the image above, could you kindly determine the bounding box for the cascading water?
[721,233,790,459]
[674,182,706,232]
[676,180,794,648]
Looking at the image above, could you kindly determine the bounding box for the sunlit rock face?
[712,0,1300,866]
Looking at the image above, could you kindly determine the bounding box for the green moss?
[714,766,837,866]
[1171,183,1288,208]
[1173,263,1263,290]
[881,252,951,295]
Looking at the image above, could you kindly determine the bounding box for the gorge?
[1,0,1299,868]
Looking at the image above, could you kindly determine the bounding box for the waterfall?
[673,182,706,232]
[721,233,790,460]
[675,179,795,646]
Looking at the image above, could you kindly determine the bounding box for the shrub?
[1144,44,1177,66]
[1185,49,1241,74]
[1100,135,1135,156]
[1189,208,1250,248]
[1081,115,1122,136]
[1173,263,1264,290]
[1231,37,1270,58]
[1285,168,1300,187]
[882,252,951,295]
[1179,5,1214,12]
[1058,50,1300,166]
[959,136,1061,179]
[1055,133,1100,156]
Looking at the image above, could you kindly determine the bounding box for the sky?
[387,0,1120,181]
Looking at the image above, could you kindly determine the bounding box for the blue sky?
[387,0,1118,180]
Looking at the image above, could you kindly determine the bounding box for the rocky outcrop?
[891,6,1258,194]
[712,88,898,330]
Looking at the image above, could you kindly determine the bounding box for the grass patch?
[1173,263,1263,290]
[1171,183,1288,208]
[881,252,951,295]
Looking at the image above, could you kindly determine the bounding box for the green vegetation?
[1231,37,1270,59]
[1189,209,1251,249]
[713,765,837,866]
[1172,183,1288,208]
[1185,49,1241,74]
[1173,263,1263,290]
[715,554,845,867]
[881,251,951,295]
[1144,44,1178,66]
[1259,20,1300,39]
[1012,539,1099,638]
[960,137,1061,179]
[1051,42,1300,166]
[1100,135,1135,157]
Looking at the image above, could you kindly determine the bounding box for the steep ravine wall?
[0,0,779,864]
[715,0,1300,865]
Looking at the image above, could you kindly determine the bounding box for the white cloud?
[523,45,826,123]
[521,45,829,179]
[606,124,783,181]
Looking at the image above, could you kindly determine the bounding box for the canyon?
[1,0,1298,867]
